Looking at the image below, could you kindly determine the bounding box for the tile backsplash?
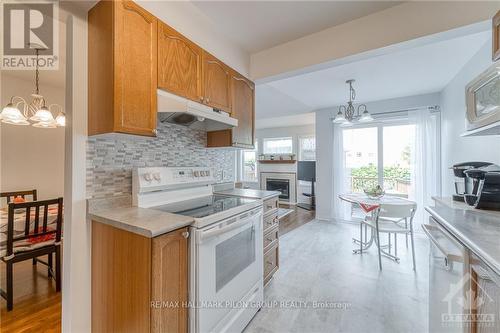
[86,122,235,198]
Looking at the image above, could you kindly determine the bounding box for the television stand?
[297,181,315,211]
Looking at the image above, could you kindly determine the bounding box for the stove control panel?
[133,167,215,195]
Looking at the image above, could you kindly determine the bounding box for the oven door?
[192,206,263,333]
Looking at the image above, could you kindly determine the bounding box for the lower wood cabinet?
[92,221,188,333]
[262,196,280,286]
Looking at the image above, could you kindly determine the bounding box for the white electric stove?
[132,167,264,333]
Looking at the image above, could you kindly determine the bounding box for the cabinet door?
[202,52,231,113]
[114,1,158,136]
[158,22,203,103]
[231,72,255,148]
[470,260,500,333]
[151,228,188,333]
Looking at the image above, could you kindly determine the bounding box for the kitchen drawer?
[263,225,279,252]
[263,213,279,233]
[263,196,279,215]
[264,244,279,286]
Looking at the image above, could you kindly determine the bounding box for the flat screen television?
[297,161,316,182]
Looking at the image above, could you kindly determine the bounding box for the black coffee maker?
[463,165,500,210]
[451,162,493,202]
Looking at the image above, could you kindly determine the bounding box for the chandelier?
[332,79,373,125]
[0,46,65,128]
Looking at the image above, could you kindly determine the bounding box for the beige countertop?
[427,197,500,276]
[87,196,194,238]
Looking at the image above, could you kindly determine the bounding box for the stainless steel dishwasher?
[423,217,468,333]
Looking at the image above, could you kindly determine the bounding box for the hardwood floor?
[0,257,61,332]
[279,204,315,235]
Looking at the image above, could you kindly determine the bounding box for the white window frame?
[298,135,316,161]
[262,137,293,155]
[239,141,258,183]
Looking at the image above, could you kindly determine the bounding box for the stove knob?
[144,173,152,181]
[194,171,199,177]
[153,173,161,181]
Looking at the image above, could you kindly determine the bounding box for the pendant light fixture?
[332,79,373,125]
[0,45,65,128]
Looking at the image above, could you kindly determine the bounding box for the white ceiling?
[191,1,401,53]
[256,31,490,120]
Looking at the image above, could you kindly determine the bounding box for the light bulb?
[359,110,374,122]
[55,113,66,126]
[30,106,55,122]
[1,104,28,125]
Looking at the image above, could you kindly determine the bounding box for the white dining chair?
[361,203,417,270]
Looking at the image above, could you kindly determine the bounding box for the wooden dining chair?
[0,189,38,204]
[0,197,63,311]
[1,190,38,266]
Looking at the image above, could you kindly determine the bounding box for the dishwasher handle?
[422,224,462,266]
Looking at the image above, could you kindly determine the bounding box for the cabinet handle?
[152,129,157,135]
[266,261,273,265]
[205,97,210,103]
[182,231,189,239]
[199,96,204,102]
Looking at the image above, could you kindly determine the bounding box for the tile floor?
[245,219,429,333]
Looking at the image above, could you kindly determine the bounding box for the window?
[262,137,293,154]
[298,136,315,161]
[242,149,257,182]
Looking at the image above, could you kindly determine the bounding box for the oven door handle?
[198,211,261,242]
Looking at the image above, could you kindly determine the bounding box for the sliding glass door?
[382,124,415,198]
[335,110,439,227]
[343,122,415,198]
[343,127,379,193]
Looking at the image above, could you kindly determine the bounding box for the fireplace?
[260,172,296,203]
[266,179,290,200]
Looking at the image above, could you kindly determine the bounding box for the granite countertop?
[214,188,280,200]
[426,197,500,276]
[87,195,194,238]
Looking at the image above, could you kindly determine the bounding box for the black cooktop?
[151,195,257,218]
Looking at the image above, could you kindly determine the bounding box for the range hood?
[157,89,237,131]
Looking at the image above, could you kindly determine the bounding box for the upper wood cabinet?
[230,71,255,148]
[158,22,203,103]
[88,0,158,137]
[202,52,232,113]
[207,71,255,149]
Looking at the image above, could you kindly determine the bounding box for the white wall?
[315,93,441,220]
[254,124,315,203]
[440,41,500,196]
[1,74,65,200]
